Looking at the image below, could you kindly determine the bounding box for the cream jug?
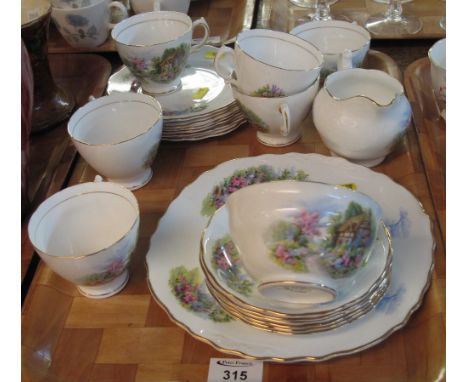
[313,52,412,167]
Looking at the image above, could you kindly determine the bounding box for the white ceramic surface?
[428,38,446,118]
[68,92,163,190]
[106,45,247,141]
[202,204,390,314]
[214,29,323,96]
[51,0,128,49]
[28,179,140,298]
[226,181,382,295]
[146,153,433,361]
[131,0,190,13]
[130,0,159,13]
[290,20,370,77]
[313,68,412,167]
[112,11,209,94]
[232,79,319,147]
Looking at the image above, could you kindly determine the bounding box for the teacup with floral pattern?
[112,11,210,94]
[51,0,128,49]
[28,178,140,299]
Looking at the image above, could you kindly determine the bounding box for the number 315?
[223,370,248,380]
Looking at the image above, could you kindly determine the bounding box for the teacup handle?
[337,49,353,71]
[108,1,129,29]
[279,103,291,137]
[214,45,239,86]
[191,17,210,53]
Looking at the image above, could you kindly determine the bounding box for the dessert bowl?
[205,275,390,334]
[28,178,140,298]
[201,203,391,316]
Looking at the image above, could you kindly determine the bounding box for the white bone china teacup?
[112,11,209,94]
[214,29,323,97]
[51,0,128,49]
[290,20,370,78]
[68,92,163,190]
[28,178,140,299]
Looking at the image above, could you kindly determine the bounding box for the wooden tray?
[257,0,446,39]
[48,0,256,53]
[404,57,445,245]
[21,54,111,284]
[22,51,445,381]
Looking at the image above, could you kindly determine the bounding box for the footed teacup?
[232,78,319,147]
[225,181,382,304]
[313,67,412,167]
[112,11,209,94]
[68,92,163,190]
[28,178,139,299]
[290,20,370,78]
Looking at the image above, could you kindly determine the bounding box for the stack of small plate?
[107,46,247,141]
[199,183,394,335]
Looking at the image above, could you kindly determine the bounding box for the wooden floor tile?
[145,299,178,327]
[181,333,231,364]
[89,364,138,382]
[22,285,73,354]
[135,363,209,382]
[96,328,185,364]
[48,328,103,382]
[184,145,250,167]
[403,314,445,382]
[65,295,150,328]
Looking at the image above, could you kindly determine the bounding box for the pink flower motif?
[343,255,350,267]
[294,210,321,236]
[183,291,196,303]
[108,258,126,274]
[131,57,147,70]
[275,245,292,263]
[216,256,229,271]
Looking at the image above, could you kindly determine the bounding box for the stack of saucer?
[107,46,246,141]
[199,181,393,334]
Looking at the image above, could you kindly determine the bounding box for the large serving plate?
[146,153,434,362]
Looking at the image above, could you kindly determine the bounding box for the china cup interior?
[68,94,162,145]
[29,183,139,258]
[324,68,404,106]
[290,21,370,55]
[112,11,191,46]
[237,30,322,71]
[226,180,382,285]
[429,38,446,70]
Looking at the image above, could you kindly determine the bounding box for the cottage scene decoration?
[267,201,374,277]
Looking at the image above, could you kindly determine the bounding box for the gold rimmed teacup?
[68,93,163,190]
[28,177,140,298]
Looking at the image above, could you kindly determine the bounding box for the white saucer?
[107,45,238,120]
